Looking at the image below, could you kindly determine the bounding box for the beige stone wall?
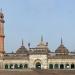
[1,57,75,69]
[48,59,75,64]
[0,60,3,69]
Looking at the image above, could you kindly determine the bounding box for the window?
[10,64,13,69]
[5,64,8,69]
[65,64,69,69]
[49,64,53,69]
[71,64,75,69]
[19,64,23,69]
[24,64,28,69]
[60,64,64,69]
[54,64,59,69]
[14,64,18,69]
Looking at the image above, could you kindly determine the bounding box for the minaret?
[0,9,5,54]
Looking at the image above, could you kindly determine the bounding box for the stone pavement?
[0,69,75,75]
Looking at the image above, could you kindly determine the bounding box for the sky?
[0,0,75,52]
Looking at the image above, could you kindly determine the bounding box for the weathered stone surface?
[0,70,75,75]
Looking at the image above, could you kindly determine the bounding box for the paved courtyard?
[0,70,75,75]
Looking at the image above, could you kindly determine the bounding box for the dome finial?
[28,43,30,48]
[22,39,24,46]
[61,37,63,45]
[41,35,43,42]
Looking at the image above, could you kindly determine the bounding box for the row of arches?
[5,63,41,69]
[35,63,75,69]
[4,63,75,69]
[49,64,75,69]
[5,64,28,69]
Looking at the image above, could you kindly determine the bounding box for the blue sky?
[0,0,75,52]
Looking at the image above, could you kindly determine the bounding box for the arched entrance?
[36,62,41,69]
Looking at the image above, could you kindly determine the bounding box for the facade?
[0,10,75,70]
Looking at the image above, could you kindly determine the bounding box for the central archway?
[36,62,41,69]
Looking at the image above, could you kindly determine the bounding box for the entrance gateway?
[36,62,41,69]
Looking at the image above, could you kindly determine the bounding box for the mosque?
[0,10,75,70]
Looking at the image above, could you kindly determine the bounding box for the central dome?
[36,36,48,49]
[31,36,50,54]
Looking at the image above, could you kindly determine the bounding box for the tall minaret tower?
[0,9,5,54]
